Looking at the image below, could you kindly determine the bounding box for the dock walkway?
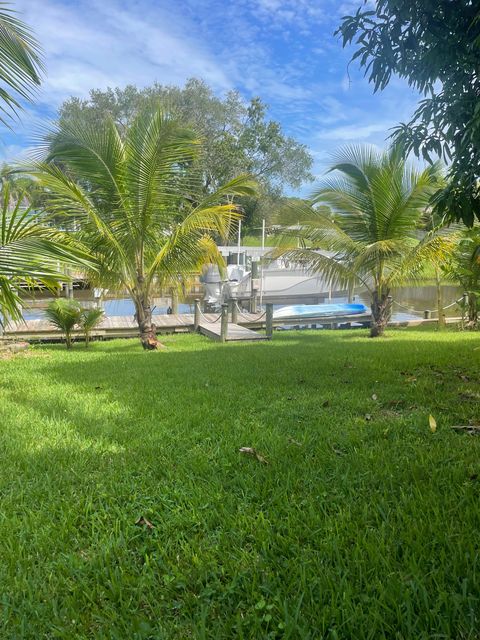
[3,311,462,343]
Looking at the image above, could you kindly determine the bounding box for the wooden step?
[198,322,268,342]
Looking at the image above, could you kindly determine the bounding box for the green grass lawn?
[1,329,479,639]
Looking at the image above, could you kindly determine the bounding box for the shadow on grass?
[1,330,480,638]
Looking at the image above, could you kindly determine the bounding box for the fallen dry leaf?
[429,414,437,433]
[239,447,269,464]
[135,516,155,529]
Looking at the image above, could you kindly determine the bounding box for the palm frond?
[0,3,43,126]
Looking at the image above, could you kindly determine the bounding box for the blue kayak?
[273,303,368,320]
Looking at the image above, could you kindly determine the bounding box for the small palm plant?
[45,299,81,349]
[79,307,104,347]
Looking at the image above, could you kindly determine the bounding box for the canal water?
[20,285,463,322]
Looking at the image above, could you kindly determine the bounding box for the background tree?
[0,2,43,128]
[30,108,257,349]
[276,145,454,337]
[337,1,480,226]
[57,79,314,233]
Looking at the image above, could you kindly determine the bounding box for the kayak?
[273,303,368,320]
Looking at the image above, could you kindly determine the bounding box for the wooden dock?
[2,310,463,343]
[3,311,268,342]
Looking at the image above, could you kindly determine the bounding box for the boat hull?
[273,303,368,320]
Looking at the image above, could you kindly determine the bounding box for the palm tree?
[79,307,104,347]
[0,3,43,127]
[28,108,257,348]
[0,185,94,325]
[45,299,81,349]
[276,145,454,337]
[443,228,480,329]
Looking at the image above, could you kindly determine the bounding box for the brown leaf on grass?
[135,516,155,529]
[239,447,269,464]
[429,415,437,433]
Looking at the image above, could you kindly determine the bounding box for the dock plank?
[198,321,268,342]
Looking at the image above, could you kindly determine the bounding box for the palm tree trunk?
[370,289,391,337]
[466,292,478,329]
[133,290,158,350]
[435,268,445,330]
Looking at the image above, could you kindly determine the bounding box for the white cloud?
[14,0,231,107]
[317,122,393,142]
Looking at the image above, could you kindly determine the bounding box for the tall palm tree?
[0,185,94,325]
[28,109,257,348]
[0,3,43,127]
[276,145,455,337]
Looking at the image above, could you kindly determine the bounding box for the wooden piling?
[250,288,258,314]
[231,299,238,324]
[220,303,229,342]
[194,298,200,331]
[171,288,179,315]
[266,303,273,339]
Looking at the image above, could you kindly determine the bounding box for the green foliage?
[44,299,82,348]
[337,1,480,226]
[57,79,314,198]
[0,330,479,637]
[79,307,104,347]
[276,144,455,335]
[443,228,480,326]
[27,107,257,347]
[0,2,43,128]
[0,184,94,324]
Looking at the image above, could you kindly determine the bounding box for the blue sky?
[4,0,422,194]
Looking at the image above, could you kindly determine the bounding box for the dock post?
[194,298,200,331]
[231,298,238,324]
[250,288,258,314]
[266,303,273,339]
[220,303,229,342]
[424,310,431,319]
[171,288,178,315]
